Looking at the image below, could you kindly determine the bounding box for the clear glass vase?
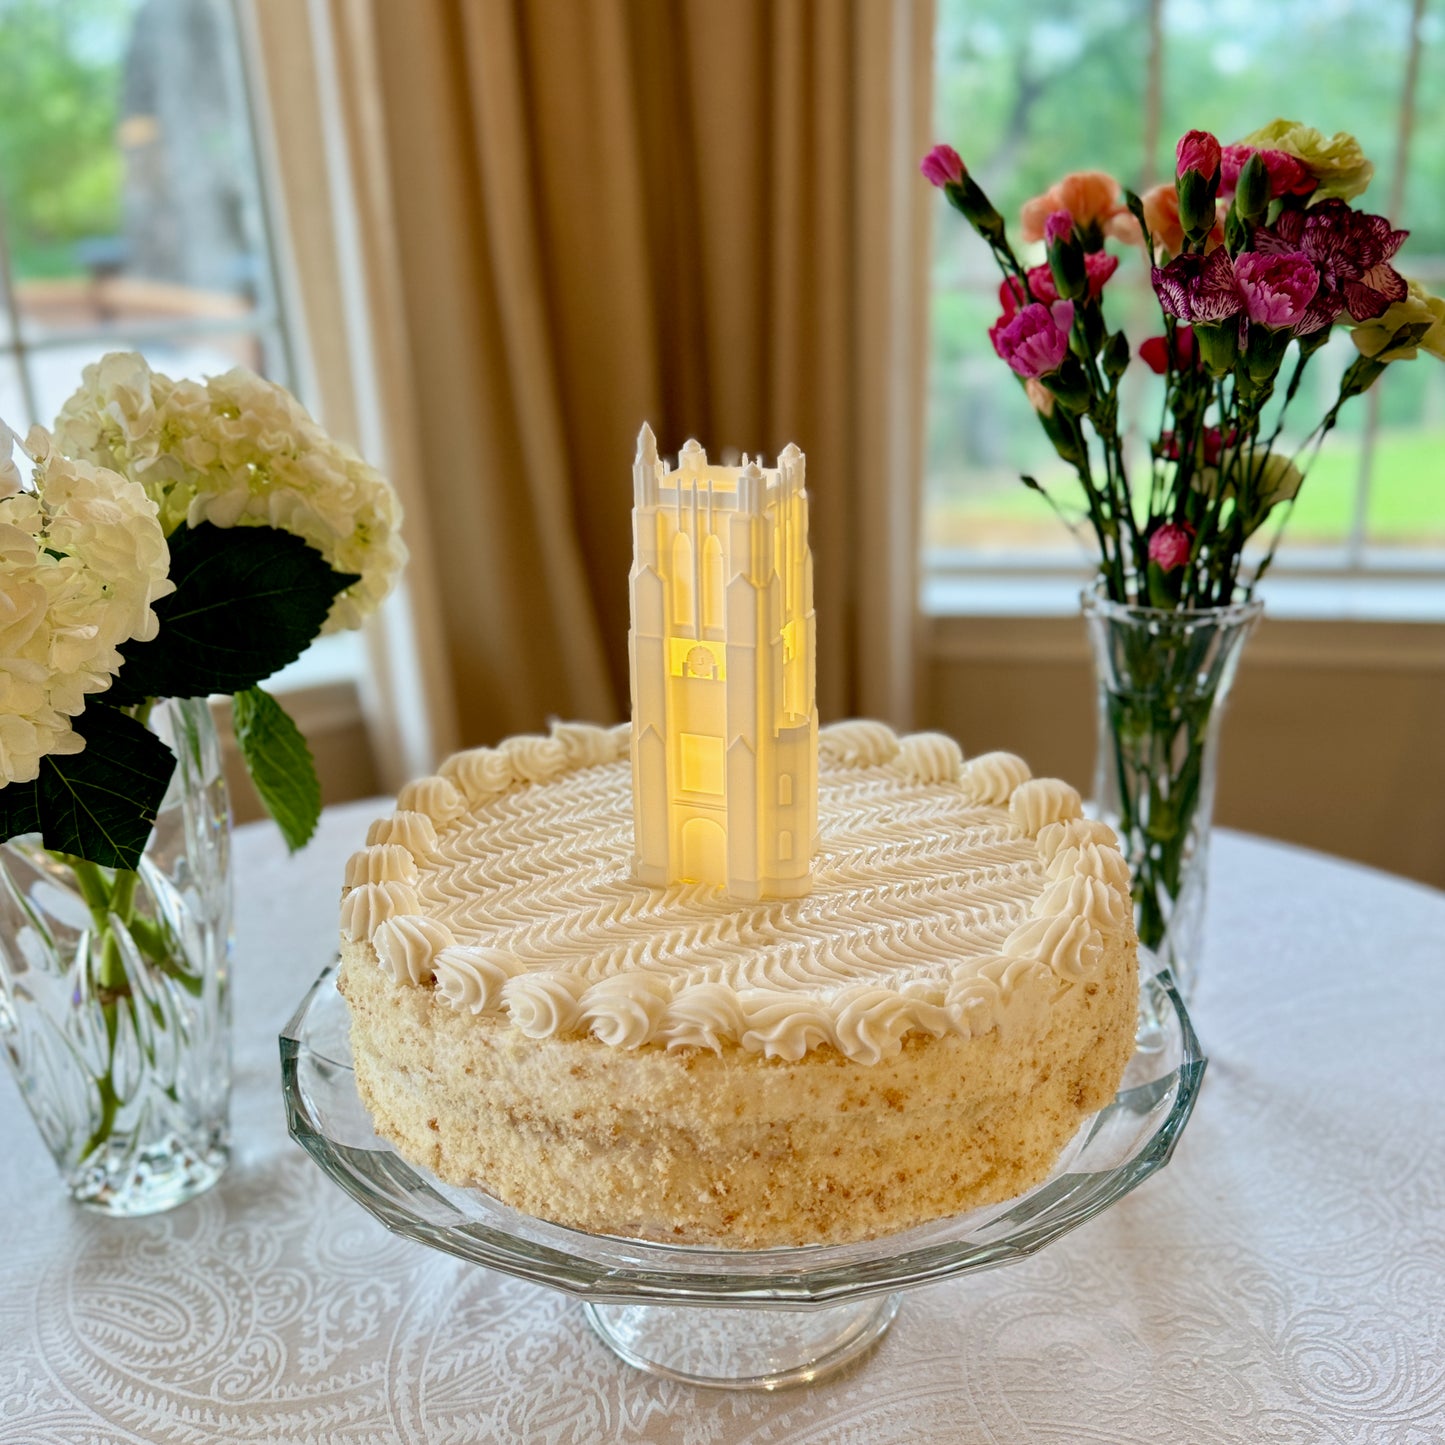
[0,697,233,1214]
[1083,588,1262,1007]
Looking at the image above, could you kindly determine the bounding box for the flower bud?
[1192,319,1239,376]
[1101,329,1130,380]
[1244,323,1292,382]
[1042,353,1092,414]
[1046,219,1088,301]
[951,174,1007,244]
[1147,522,1194,573]
[1225,208,1250,256]
[1043,209,1074,245]
[920,144,965,189]
[1338,355,1387,400]
[1177,169,1219,242]
[1235,152,1271,225]
[1175,130,1221,183]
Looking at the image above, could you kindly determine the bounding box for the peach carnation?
[1021,171,1141,246]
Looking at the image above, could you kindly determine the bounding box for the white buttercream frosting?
[503,972,589,1038]
[372,914,456,986]
[340,880,420,941]
[432,945,522,1012]
[582,972,673,1049]
[365,810,440,860]
[346,722,1135,1062]
[894,731,963,784]
[1009,777,1084,837]
[960,751,1032,805]
[395,775,465,826]
[343,844,419,889]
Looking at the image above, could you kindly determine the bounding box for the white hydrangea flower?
[54,353,407,633]
[0,425,174,787]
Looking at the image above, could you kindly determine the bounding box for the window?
[0,0,293,426]
[925,0,1445,617]
[0,0,364,682]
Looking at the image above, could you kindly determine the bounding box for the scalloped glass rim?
[280,961,1205,1308]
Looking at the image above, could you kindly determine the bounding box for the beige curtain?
[312,0,933,749]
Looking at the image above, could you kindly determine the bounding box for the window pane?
[928,1,1146,558]
[28,330,276,434]
[1366,6,1445,553]
[925,0,1442,569]
[0,352,29,430]
[1157,1,1415,201]
[1364,353,1445,550]
[0,0,276,351]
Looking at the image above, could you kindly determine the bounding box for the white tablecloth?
[2,802,1442,1444]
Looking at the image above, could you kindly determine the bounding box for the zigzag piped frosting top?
[340,720,1134,1064]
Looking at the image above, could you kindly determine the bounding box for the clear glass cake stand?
[280,964,1204,1391]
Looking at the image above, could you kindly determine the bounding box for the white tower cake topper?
[629,423,818,900]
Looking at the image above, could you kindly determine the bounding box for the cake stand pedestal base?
[583,1293,901,1390]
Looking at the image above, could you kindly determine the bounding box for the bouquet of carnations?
[924,123,1444,983]
[923,119,1444,609]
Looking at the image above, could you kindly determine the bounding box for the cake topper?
[628,423,817,899]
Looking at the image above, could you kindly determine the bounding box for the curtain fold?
[327,0,933,748]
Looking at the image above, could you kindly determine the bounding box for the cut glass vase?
[0,697,233,1214]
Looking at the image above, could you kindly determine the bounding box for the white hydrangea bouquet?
[0,352,405,1202]
[0,351,405,869]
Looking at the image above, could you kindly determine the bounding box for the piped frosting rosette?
[340,720,1135,1064]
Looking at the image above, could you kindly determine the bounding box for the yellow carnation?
[1239,119,1374,203]
[1251,451,1303,509]
[1351,280,1445,364]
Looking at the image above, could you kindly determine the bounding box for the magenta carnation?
[1001,253,1118,314]
[1255,198,1408,333]
[990,300,1075,379]
[1233,251,1320,329]
[1176,129,1221,181]
[920,144,965,188]
[1148,522,1194,573]
[1044,208,1075,244]
[1220,144,1315,199]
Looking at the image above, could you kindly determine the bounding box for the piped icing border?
[340,721,1134,1065]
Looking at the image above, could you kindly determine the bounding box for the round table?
[2,802,1442,1443]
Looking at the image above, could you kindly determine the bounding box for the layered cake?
[338,430,1137,1247]
[338,720,1138,1247]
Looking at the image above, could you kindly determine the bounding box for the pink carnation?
[1220,144,1316,199]
[1044,209,1075,245]
[1233,250,1320,330]
[920,144,965,188]
[1000,253,1118,315]
[989,300,1075,379]
[1148,523,1194,574]
[1176,130,1221,181]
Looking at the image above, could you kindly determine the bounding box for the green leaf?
[0,777,41,842]
[33,706,176,870]
[232,686,321,853]
[107,522,361,704]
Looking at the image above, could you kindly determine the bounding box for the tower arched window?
[672,531,694,627]
[702,533,724,630]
